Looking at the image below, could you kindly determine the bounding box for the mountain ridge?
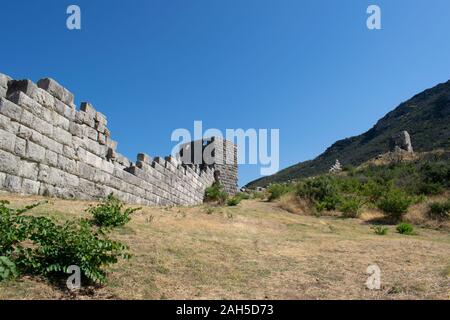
[246,79,450,188]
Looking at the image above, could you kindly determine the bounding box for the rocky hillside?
[247,79,450,188]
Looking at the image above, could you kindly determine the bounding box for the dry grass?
[0,192,449,300]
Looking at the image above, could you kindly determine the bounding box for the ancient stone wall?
[0,73,238,205]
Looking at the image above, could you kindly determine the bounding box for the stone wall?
[0,73,238,205]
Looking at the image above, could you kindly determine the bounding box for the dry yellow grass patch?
[0,192,449,300]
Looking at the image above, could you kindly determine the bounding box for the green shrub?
[377,188,412,221]
[251,191,265,200]
[226,196,241,206]
[204,183,228,204]
[428,200,450,219]
[296,176,339,203]
[0,256,18,281]
[396,223,415,235]
[0,200,130,284]
[339,196,364,218]
[359,179,387,202]
[267,183,292,201]
[237,192,250,200]
[372,226,388,235]
[87,193,141,228]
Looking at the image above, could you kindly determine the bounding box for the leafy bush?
[204,183,228,204]
[0,256,18,281]
[377,188,412,221]
[237,192,250,200]
[0,199,130,284]
[267,184,292,201]
[226,196,241,206]
[88,193,140,228]
[428,200,450,219]
[296,176,339,203]
[339,196,364,218]
[372,226,388,235]
[396,223,415,235]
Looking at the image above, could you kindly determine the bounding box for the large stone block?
[25,140,46,162]
[0,114,19,134]
[0,128,16,153]
[8,91,53,124]
[18,161,39,180]
[0,149,19,175]
[52,127,72,146]
[54,99,76,121]
[0,97,22,122]
[80,102,96,117]
[69,122,85,138]
[0,86,6,98]
[6,79,37,97]
[37,78,74,106]
[22,178,40,194]
[29,87,55,110]
[4,174,22,193]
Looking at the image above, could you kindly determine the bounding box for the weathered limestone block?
[18,161,39,180]
[0,87,6,98]
[22,178,40,194]
[30,88,55,111]
[25,141,46,162]
[37,78,74,107]
[80,102,96,117]
[0,172,5,187]
[69,122,85,138]
[0,128,16,153]
[137,153,152,164]
[83,125,98,141]
[6,79,37,98]
[8,91,53,124]
[20,108,53,137]
[52,110,70,131]
[75,110,95,127]
[98,133,106,145]
[52,127,72,146]
[45,149,58,167]
[0,149,20,175]
[54,99,76,121]
[0,114,19,134]
[0,97,22,122]
[4,174,22,193]
[57,154,78,175]
[38,164,79,187]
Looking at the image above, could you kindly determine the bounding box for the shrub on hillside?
[428,200,450,220]
[267,183,293,201]
[88,193,141,228]
[377,188,413,222]
[0,200,130,284]
[296,176,339,203]
[226,196,241,206]
[204,183,228,204]
[339,196,364,218]
[372,226,388,235]
[396,223,415,235]
[0,256,18,281]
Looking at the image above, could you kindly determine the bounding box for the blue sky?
[2,0,450,186]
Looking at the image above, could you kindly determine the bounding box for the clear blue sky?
[2,0,450,186]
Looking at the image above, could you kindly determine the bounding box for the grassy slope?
[0,193,449,300]
[247,80,450,188]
